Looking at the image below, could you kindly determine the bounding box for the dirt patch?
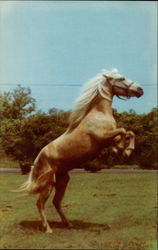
[0,205,13,212]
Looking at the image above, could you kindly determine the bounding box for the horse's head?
[103,69,144,99]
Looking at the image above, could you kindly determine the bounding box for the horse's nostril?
[137,87,143,92]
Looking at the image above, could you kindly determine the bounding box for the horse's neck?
[96,82,114,115]
[67,86,113,132]
[93,97,113,116]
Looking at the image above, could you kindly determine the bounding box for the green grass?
[0,173,157,249]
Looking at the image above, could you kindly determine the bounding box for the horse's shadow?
[19,220,110,232]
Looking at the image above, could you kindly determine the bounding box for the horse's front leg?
[104,128,126,140]
[103,128,126,152]
[111,134,126,155]
[111,130,135,157]
[123,131,135,157]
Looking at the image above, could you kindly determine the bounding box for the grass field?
[0,172,157,250]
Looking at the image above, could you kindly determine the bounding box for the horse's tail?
[14,165,55,195]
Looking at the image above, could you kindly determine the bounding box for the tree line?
[0,85,157,172]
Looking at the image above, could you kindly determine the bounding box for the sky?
[0,1,157,114]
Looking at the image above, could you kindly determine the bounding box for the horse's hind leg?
[36,185,53,233]
[53,173,72,228]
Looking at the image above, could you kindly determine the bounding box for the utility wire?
[0,83,157,87]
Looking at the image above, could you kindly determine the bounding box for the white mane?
[68,68,119,130]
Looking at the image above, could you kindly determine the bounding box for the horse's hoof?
[68,223,73,228]
[111,147,124,156]
[64,221,73,228]
[46,228,53,233]
[104,224,111,230]
[44,225,53,233]
[111,148,119,155]
[123,148,133,157]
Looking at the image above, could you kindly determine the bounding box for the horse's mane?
[68,68,119,131]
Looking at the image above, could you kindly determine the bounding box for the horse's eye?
[119,78,125,81]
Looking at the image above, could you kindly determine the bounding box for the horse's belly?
[53,133,100,164]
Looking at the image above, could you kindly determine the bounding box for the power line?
[0,83,157,87]
[0,83,81,87]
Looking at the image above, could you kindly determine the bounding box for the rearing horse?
[18,68,143,233]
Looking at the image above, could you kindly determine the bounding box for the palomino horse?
[19,69,143,233]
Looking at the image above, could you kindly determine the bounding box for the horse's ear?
[103,74,113,81]
[108,76,113,81]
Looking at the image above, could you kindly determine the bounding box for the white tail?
[12,165,35,193]
[12,164,56,194]
[20,165,35,192]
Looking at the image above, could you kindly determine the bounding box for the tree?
[1,112,69,167]
[134,107,158,169]
[0,85,36,119]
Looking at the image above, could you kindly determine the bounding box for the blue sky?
[0,1,157,114]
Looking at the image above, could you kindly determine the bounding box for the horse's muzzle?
[136,87,144,98]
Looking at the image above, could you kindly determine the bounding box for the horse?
[18,68,143,233]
